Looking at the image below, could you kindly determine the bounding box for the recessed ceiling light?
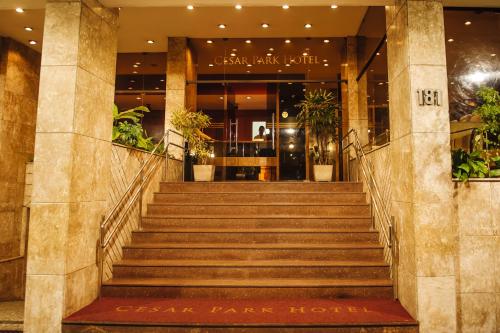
[324,63,329,67]
[235,4,242,10]
[133,71,138,74]
[135,62,141,65]
[15,8,24,13]
[262,23,270,28]
[247,64,252,67]
[155,87,160,90]
[24,27,33,32]
[331,4,338,9]
[378,82,384,86]
[230,53,236,56]
[133,64,139,68]
[246,70,251,73]
[285,39,291,44]
[267,53,272,56]
[218,24,227,29]
[323,39,330,43]
[465,21,472,26]
[491,53,497,57]
[219,96,224,100]
[28,40,37,45]
[447,38,454,42]
[246,96,252,100]
[304,23,312,29]
[147,40,155,44]
[160,79,165,82]
[302,52,308,56]
[245,39,252,44]
[376,52,381,56]
[128,87,133,90]
[282,4,290,9]
[209,63,214,67]
[323,59,328,62]
[206,40,213,44]
[187,5,194,10]
[278,69,282,73]
[136,96,141,100]
[269,48,274,51]
[285,63,291,67]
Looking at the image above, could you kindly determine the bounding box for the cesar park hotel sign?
[213,53,322,66]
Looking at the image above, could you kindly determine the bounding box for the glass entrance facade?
[189,38,345,181]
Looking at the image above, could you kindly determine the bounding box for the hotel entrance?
[189,38,345,181]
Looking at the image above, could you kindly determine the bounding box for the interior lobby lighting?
[491,54,497,57]
[304,23,312,29]
[447,38,454,42]
[331,4,338,9]
[302,52,308,56]
[187,5,194,10]
[269,48,274,51]
[128,87,133,90]
[324,63,329,67]
[245,39,252,44]
[155,87,159,90]
[247,64,252,67]
[218,24,227,29]
[209,63,214,67]
[246,96,252,100]
[285,39,291,44]
[230,53,236,56]
[282,4,290,9]
[28,40,37,45]
[219,96,224,100]
[262,23,270,28]
[323,39,330,43]
[147,40,155,44]
[15,8,24,13]
[206,40,213,44]
[285,63,291,67]
[24,27,33,32]
[465,21,472,26]
[235,4,242,10]
[133,70,138,74]
[278,69,282,73]
[136,96,141,100]
[267,53,272,56]
[133,64,139,68]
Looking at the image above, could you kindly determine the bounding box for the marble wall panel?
[417,276,457,333]
[459,293,497,333]
[64,264,98,317]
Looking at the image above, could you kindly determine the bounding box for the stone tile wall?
[454,180,499,332]
[0,38,40,300]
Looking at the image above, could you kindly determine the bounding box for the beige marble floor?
[0,301,23,332]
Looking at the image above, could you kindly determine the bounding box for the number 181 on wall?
[417,89,442,106]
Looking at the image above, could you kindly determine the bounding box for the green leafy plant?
[452,149,489,182]
[296,89,340,165]
[171,107,212,165]
[473,86,500,149]
[112,104,155,152]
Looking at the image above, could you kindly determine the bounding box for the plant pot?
[313,165,333,182]
[193,165,215,182]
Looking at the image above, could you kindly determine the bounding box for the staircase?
[64,182,418,332]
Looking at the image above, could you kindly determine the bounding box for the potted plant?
[112,104,155,151]
[296,89,340,181]
[171,107,214,181]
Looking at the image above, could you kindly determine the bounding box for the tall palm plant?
[296,89,340,165]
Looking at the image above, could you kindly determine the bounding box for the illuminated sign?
[213,55,321,66]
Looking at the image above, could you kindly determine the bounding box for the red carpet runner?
[64,298,416,326]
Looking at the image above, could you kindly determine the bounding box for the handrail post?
[97,215,105,298]
[139,159,144,230]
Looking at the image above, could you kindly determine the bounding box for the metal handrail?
[98,129,185,289]
[342,128,397,298]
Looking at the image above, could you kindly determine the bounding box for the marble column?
[345,37,369,146]
[386,1,456,332]
[165,37,188,132]
[24,1,118,332]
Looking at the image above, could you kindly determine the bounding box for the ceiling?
[1,0,500,53]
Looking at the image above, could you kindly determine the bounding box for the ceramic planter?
[313,165,333,182]
[193,165,215,182]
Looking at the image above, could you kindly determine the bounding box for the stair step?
[141,216,373,229]
[153,191,367,204]
[123,242,384,260]
[159,182,364,193]
[113,259,390,279]
[147,203,371,216]
[132,228,379,243]
[101,278,393,299]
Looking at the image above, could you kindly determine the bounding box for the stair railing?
[97,129,185,292]
[342,128,397,299]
